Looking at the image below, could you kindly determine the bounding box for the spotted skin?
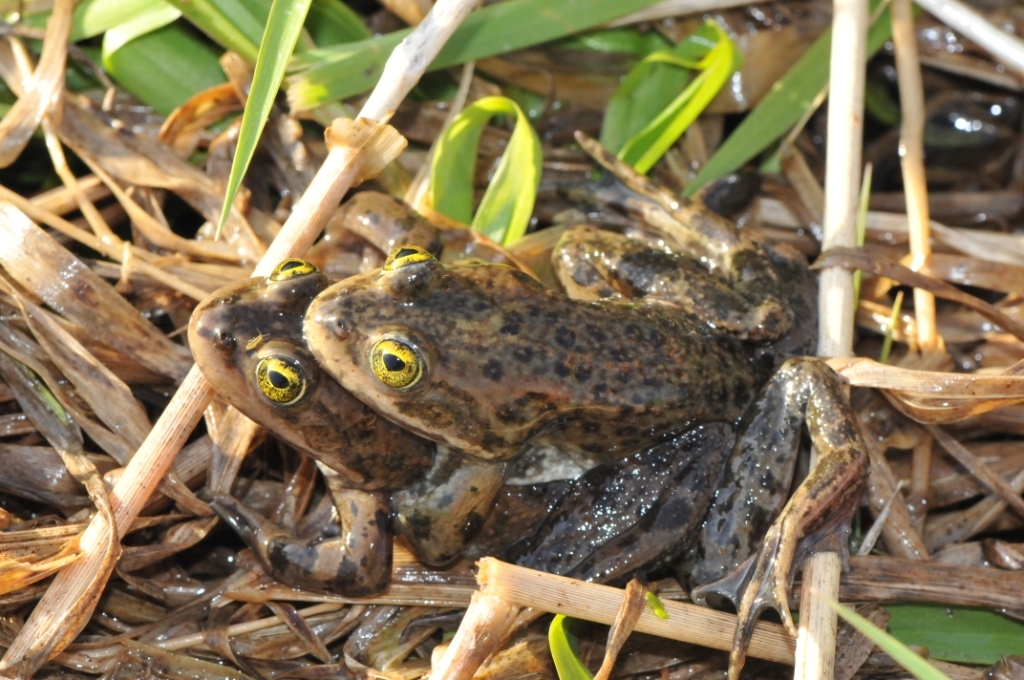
[306,258,768,466]
[188,267,433,491]
[305,216,867,679]
[188,266,507,591]
[192,181,868,680]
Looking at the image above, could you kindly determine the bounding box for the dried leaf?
[0,203,191,380]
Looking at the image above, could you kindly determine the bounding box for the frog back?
[305,253,766,463]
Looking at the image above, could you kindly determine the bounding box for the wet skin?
[303,199,868,671]
[191,188,869,675]
[189,260,506,593]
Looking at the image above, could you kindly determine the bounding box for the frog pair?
[189,180,868,675]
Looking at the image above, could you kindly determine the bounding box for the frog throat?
[267,259,319,283]
[255,356,307,405]
[370,338,423,389]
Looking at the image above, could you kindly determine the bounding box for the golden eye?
[255,357,307,405]
[267,259,318,282]
[370,339,423,389]
[383,246,435,271]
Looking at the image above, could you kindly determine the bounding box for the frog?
[189,259,515,594]
[189,137,869,676]
[296,137,869,674]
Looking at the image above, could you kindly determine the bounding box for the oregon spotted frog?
[190,146,868,675]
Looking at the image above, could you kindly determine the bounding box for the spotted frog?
[190,145,868,674]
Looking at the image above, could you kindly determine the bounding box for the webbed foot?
[693,519,799,677]
[690,357,868,678]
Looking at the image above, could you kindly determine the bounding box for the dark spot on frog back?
[554,327,576,348]
[482,359,504,382]
[512,345,534,363]
[500,312,523,335]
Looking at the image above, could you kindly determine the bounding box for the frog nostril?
[215,330,236,350]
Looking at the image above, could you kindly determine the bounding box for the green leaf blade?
[549,615,594,680]
[616,22,739,174]
[100,3,181,60]
[685,0,894,195]
[600,56,692,154]
[287,0,669,111]
[887,604,1024,665]
[429,96,542,245]
[829,600,952,680]
[102,23,226,115]
[216,0,314,237]
[162,0,263,62]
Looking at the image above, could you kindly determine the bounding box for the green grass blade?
[100,3,181,58]
[162,0,262,62]
[429,96,542,245]
[548,615,594,680]
[828,600,952,680]
[70,0,167,41]
[216,0,314,238]
[852,161,872,310]
[306,0,371,45]
[102,23,226,115]
[879,290,903,364]
[559,28,668,56]
[287,0,668,111]
[618,22,739,174]
[886,604,1024,665]
[685,0,893,195]
[600,54,692,154]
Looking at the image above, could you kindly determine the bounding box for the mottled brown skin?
[306,220,868,675]
[188,267,506,592]
[193,183,868,678]
[189,268,433,491]
[306,259,769,466]
[554,225,794,341]
[306,191,516,274]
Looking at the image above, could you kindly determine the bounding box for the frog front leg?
[209,460,392,597]
[392,446,506,567]
[690,356,868,677]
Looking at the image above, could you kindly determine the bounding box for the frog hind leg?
[513,423,732,584]
[209,462,393,597]
[691,356,868,679]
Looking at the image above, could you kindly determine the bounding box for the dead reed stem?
[914,0,1024,77]
[804,0,869,675]
[477,558,796,665]
[0,0,479,674]
[891,0,936,352]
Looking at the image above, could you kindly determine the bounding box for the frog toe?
[689,524,793,678]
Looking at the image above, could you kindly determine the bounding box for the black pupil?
[395,248,419,260]
[280,260,302,271]
[382,353,406,372]
[268,369,291,389]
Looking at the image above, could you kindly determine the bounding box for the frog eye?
[370,338,423,389]
[255,356,307,405]
[267,259,318,283]
[383,246,435,271]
